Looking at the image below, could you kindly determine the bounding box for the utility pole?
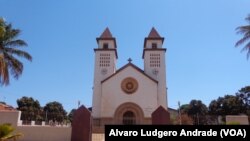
[78,100,80,108]
[178,101,182,125]
[45,110,48,122]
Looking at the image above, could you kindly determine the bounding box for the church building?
[92,27,168,131]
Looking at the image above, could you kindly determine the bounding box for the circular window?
[121,77,138,94]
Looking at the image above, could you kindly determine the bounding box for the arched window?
[152,43,157,49]
[103,43,109,49]
[123,111,136,125]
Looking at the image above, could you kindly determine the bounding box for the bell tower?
[143,27,167,109]
[92,28,118,118]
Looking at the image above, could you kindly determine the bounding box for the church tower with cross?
[92,27,168,130]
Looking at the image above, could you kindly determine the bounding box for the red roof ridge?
[100,27,113,38]
[144,27,164,48]
[148,27,161,38]
[0,103,17,111]
[101,63,158,84]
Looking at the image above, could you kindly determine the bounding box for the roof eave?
[101,63,158,84]
[143,37,165,48]
[96,38,117,48]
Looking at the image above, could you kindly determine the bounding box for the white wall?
[0,111,71,141]
[143,48,167,110]
[92,50,117,118]
[145,40,163,49]
[101,65,158,117]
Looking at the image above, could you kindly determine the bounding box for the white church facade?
[92,27,168,129]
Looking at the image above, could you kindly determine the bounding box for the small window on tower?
[152,43,157,49]
[103,43,109,49]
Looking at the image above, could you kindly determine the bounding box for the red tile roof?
[148,27,161,38]
[144,27,165,48]
[0,103,17,111]
[96,27,117,48]
[100,27,113,38]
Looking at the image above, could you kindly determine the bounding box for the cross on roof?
[128,58,132,63]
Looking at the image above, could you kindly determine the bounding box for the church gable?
[101,63,158,84]
[100,63,158,118]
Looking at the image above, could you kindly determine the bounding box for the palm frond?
[235,15,250,60]
[4,54,23,79]
[0,19,32,86]
[235,35,250,47]
[5,48,32,61]
[246,15,250,23]
[0,124,23,140]
[2,133,23,141]
[5,39,28,48]
[9,58,23,79]
[236,25,250,34]
[243,42,250,59]
[2,24,21,42]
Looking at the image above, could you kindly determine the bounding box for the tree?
[16,96,42,121]
[0,123,22,141]
[208,95,246,116]
[208,99,223,115]
[44,101,67,123]
[175,114,193,125]
[236,86,250,115]
[0,18,5,38]
[220,95,245,115]
[235,14,250,59]
[179,104,189,114]
[68,109,76,123]
[236,86,250,106]
[0,18,32,86]
[187,100,208,125]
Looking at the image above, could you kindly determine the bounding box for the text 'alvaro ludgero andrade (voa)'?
[105,125,249,141]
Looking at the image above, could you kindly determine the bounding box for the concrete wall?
[0,111,21,126]
[92,133,104,141]
[17,126,71,141]
[0,111,71,141]
[226,115,249,125]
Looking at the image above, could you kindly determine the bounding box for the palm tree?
[235,14,250,59]
[0,18,5,38]
[0,18,32,86]
[0,124,22,141]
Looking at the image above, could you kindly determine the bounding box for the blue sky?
[0,0,250,112]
